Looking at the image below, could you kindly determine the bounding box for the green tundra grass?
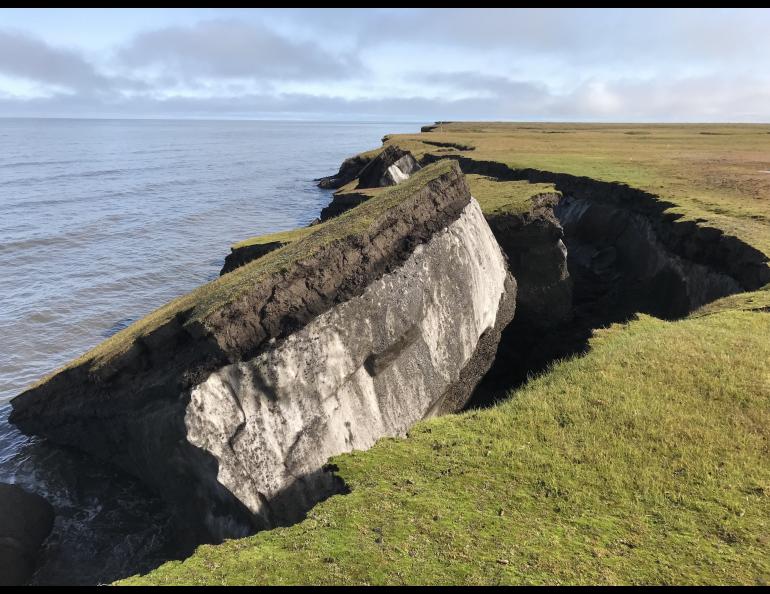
[121,124,770,585]
[389,123,770,259]
[122,304,770,585]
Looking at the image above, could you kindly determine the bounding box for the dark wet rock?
[0,483,54,586]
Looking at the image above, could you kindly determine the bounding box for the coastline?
[5,121,770,585]
[0,120,422,586]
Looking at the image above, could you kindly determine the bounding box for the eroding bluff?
[187,198,512,529]
[10,161,516,541]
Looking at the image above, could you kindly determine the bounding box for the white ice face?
[386,162,410,184]
[184,199,509,528]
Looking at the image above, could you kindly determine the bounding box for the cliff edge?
[11,160,516,541]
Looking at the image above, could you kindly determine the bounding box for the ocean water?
[0,118,420,584]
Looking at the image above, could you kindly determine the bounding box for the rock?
[486,193,572,328]
[318,191,371,221]
[187,198,514,528]
[0,483,54,586]
[318,147,422,222]
[316,152,375,189]
[220,241,285,275]
[11,161,516,542]
[356,146,421,189]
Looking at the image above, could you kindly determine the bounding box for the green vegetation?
[385,123,770,259]
[467,174,558,216]
[231,226,314,250]
[119,124,770,585]
[122,307,770,585]
[33,160,458,378]
[690,283,770,317]
[332,177,385,199]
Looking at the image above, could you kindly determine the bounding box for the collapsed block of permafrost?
[356,145,421,188]
[10,160,516,542]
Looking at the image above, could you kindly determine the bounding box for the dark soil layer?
[315,151,376,189]
[422,154,770,292]
[220,241,286,275]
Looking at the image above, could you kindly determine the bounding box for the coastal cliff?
[8,121,770,586]
[10,160,516,540]
[120,121,770,587]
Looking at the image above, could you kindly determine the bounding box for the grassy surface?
[122,306,770,585]
[31,160,458,378]
[332,178,385,198]
[232,226,314,249]
[108,123,770,585]
[690,283,770,317]
[467,174,558,216]
[385,123,770,259]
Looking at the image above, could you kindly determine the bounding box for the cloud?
[415,71,548,101]
[1,74,769,123]
[356,8,770,74]
[546,76,770,122]
[0,29,109,91]
[0,10,768,121]
[116,19,362,82]
[0,89,510,121]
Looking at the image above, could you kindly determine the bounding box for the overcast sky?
[0,8,768,121]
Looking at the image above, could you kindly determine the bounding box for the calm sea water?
[0,118,419,584]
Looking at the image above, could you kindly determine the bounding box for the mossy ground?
[122,306,770,585]
[333,178,384,199]
[466,174,558,216]
[115,124,770,585]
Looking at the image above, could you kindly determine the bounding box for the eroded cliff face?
[357,146,421,189]
[185,199,512,529]
[556,196,742,319]
[220,241,285,276]
[320,148,422,221]
[315,152,376,189]
[11,161,516,542]
[423,153,770,295]
[486,193,572,328]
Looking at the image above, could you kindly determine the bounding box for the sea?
[0,118,420,584]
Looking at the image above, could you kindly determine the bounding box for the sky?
[0,8,769,122]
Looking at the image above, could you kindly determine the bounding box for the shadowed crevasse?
[420,155,769,408]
